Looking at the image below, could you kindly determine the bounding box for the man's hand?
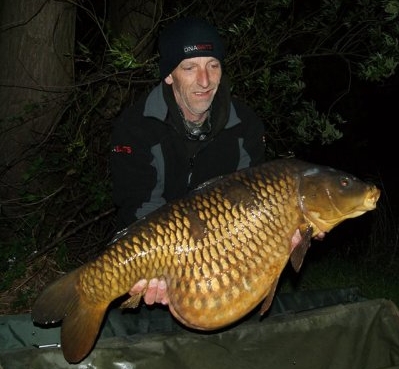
[130,278,169,305]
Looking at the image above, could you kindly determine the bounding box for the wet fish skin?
[31,158,380,363]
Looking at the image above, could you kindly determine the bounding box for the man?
[110,17,266,305]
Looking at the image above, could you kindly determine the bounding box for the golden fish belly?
[167,248,291,329]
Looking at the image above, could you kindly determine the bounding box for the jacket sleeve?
[110,107,163,231]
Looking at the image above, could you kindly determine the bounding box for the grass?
[281,252,399,306]
[0,256,63,315]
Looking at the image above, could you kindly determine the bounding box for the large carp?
[31,158,380,363]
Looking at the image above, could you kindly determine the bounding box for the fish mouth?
[364,186,380,210]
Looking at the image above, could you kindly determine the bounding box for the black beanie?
[158,17,225,79]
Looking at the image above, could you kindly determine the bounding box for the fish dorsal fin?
[290,225,313,272]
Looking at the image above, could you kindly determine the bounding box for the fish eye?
[340,176,351,187]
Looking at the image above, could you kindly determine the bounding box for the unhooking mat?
[0,288,399,369]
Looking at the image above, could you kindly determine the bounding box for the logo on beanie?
[184,43,214,55]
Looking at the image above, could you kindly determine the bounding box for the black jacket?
[111,76,265,230]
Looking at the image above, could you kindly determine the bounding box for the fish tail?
[32,267,108,363]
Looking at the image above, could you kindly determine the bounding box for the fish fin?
[32,267,85,325]
[61,298,107,363]
[290,225,313,272]
[120,293,142,309]
[32,267,108,363]
[260,278,279,315]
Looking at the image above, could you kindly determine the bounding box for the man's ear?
[164,74,173,85]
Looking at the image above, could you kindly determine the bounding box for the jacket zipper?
[187,156,195,189]
[186,138,214,190]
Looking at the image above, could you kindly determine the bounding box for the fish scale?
[32,158,380,363]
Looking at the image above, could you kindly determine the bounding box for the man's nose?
[196,68,210,87]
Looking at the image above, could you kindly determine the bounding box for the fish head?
[298,165,380,235]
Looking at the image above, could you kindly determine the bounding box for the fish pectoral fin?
[290,225,313,272]
[260,279,279,315]
[120,293,142,309]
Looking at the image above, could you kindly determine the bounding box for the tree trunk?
[0,0,75,208]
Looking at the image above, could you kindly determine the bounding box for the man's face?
[165,57,222,121]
